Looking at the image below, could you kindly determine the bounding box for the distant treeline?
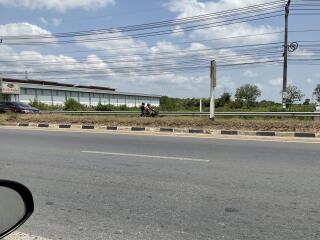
[160,83,320,112]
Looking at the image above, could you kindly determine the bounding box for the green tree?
[303,99,310,105]
[216,92,232,107]
[283,85,305,105]
[185,98,200,110]
[235,84,261,107]
[313,84,320,102]
[160,96,176,111]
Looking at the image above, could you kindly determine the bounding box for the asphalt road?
[0,128,319,240]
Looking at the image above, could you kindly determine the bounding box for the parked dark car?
[0,102,40,114]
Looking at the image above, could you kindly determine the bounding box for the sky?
[0,0,319,102]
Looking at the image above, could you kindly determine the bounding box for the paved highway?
[0,128,319,240]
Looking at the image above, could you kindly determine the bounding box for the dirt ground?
[1,114,320,132]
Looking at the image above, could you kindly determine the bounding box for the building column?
[51,90,54,105]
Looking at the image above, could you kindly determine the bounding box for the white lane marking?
[82,150,210,163]
[5,232,52,240]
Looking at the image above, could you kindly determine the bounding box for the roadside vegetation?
[27,84,319,113]
[160,84,318,112]
[29,99,139,112]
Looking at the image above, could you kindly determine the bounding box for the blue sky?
[0,0,319,102]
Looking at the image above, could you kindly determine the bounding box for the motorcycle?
[141,107,159,118]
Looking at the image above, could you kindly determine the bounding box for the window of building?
[27,89,36,96]
[71,92,78,98]
[21,88,28,95]
[43,90,52,96]
[81,92,89,98]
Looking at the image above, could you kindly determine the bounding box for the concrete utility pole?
[282,0,291,110]
[200,98,202,113]
[210,60,217,119]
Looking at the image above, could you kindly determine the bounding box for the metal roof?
[1,77,161,98]
[2,78,116,91]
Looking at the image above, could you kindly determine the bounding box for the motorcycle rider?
[140,103,146,116]
[146,103,153,116]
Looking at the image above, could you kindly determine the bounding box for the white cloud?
[77,30,149,55]
[150,41,180,54]
[243,70,257,78]
[0,23,110,82]
[268,77,282,86]
[171,26,185,38]
[0,22,51,36]
[0,22,55,45]
[0,24,208,96]
[166,0,280,45]
[0,0,115,12]
[0,47,112,84]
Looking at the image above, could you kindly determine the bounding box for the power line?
[2,11,283,45]
[0,31,283,58]
[0,42,283,64]
[0,1,283,40]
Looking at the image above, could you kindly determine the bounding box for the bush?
[303,99,311,105]
[29,99,61,111]
[269,106,281,112]
[216,92,232,108]
[287,104,315,112]
[119,105,130,111]
[229,100,243,109]
[96,103,138,111]
[64,99,84,111]
[96,103,115,111]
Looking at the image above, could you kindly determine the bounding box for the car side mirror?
[0,180,34,239]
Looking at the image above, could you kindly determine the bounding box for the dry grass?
[0,113,319,132]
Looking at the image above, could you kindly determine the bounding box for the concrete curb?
[2,122,320,139]
[59,124,72,129]
[82,125,95,130]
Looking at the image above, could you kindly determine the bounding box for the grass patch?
[0,114,319,132]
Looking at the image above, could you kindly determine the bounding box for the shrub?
[229,100,243,109]
[216,92,232,108]
[29,99,61,111]
[64,99,84,111]
[119,105,130,111]
[96,103,115,111]
[95,103,138,111]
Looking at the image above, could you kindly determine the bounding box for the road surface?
[0,128,319,240]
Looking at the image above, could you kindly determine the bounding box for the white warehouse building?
[0,78,160,107]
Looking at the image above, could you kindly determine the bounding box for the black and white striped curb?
[3,122,320,138]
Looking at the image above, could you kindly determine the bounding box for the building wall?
[17,87,160,107]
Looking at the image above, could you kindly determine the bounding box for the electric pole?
[282,0,291,110]
[210,60,216,119]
